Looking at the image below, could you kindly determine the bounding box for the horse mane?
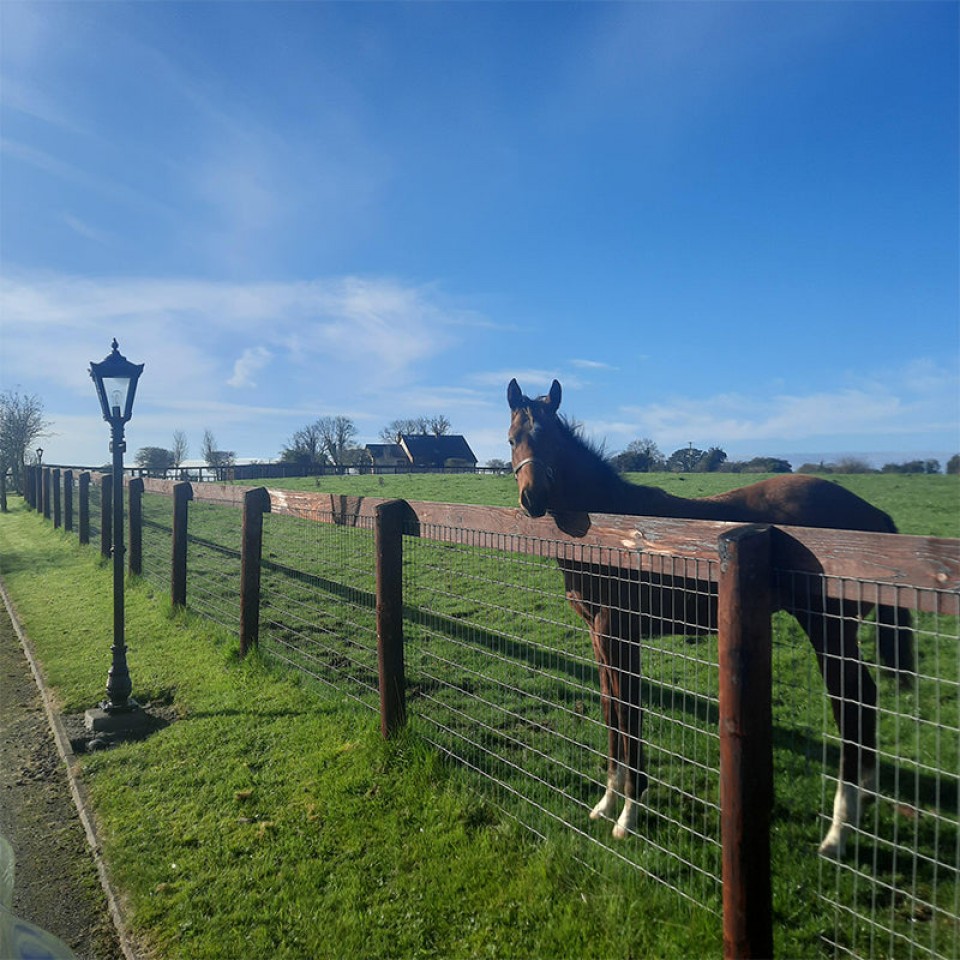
[557,414,613,472]
[552,413,656,513]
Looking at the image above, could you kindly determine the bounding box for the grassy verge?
[0,501,718,960]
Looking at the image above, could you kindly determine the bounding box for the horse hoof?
[590,800,612,821]
[612,822,630,840]
[818,837,844,860]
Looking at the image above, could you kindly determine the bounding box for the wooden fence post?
[376,499,408,738]
[128,478,144,576]
[239,487,271,656]
[52,469,61,528]
[63,470,73,532]
[34,465,41,512]
[718,524,774,960]
[42,468,51,520]
[100,474,112,558]
[171,481,193,608]
[79,472,90,544]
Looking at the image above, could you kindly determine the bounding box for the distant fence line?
[19,464,960,960]
[32,461,509,484]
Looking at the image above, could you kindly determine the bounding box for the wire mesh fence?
[141,490,172,595]
[402,521,725,911]
[777,574,959,960]
[184,499,243,635]
[258,510,380,709]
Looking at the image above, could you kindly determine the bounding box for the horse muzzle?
[514,457,554,518]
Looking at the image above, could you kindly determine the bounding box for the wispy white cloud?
[62,213,111,245]
[570,358,618,371]
[0,268,478,408]
[227,346,273,389]
[612,370,959,451]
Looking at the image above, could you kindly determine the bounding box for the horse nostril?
[520,489,545,518]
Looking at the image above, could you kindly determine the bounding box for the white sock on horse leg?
[819,780,860,860]
[612,798,636,840]
[590,767,624,821]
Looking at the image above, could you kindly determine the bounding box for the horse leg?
[586,606,625,822]
[610,622,645,840]
[802,602,878,859]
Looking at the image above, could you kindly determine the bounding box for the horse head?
[507,378,563,517]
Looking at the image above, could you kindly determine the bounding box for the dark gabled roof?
[365,443,406,463]
[399,434,477,466]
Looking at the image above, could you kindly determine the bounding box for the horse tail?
[876,604,915,687]
[874,511,915,687]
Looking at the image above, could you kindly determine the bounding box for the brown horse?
[507,378,913,858]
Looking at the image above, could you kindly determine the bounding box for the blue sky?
[2,1,958,468]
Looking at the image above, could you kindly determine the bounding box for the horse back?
[707,474,897,533]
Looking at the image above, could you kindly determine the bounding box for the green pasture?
[2,472,958,958]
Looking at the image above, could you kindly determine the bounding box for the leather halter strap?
[513,457,554,480]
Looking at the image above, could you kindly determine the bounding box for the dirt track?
[0,596,124,960]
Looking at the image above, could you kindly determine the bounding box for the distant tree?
[695,447,728,473]
[947,454,960,475]
[723,456,793,474]
[666,445,705,473]
[171,430,189,469]
[0,389,50,493]
[201,429,236,478]
[280,422,328,465]
[486,458,509,472]
[610,438,664,473]
[135,447,175,473]
[380,419,421,442]
[316,416,358,467]
[834,457,874,474]
[380,414,453,441]
[427,414,451,436]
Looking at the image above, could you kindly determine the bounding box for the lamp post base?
[84,699,151,734]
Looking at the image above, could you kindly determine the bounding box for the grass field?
[2,472,958,958]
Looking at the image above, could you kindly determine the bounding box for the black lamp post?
[89,339,144,714]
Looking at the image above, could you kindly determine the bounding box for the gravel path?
[0,595,125,960]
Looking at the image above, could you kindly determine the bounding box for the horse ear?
[507,379,523,410]
[548,380,562,411]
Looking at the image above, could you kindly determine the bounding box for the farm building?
[398,434,477,469]
[364,434,478,469]
[364,443,408,468]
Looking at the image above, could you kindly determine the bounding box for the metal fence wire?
[402,522,725,910]
[772,572,959,960]
[258,510,380,709]
[141,490,172,595]
[185,500,243,635]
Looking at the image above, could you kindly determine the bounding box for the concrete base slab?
[84,701,152,734]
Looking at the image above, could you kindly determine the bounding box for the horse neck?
[617,482,734,521]
[554,437,735,520]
